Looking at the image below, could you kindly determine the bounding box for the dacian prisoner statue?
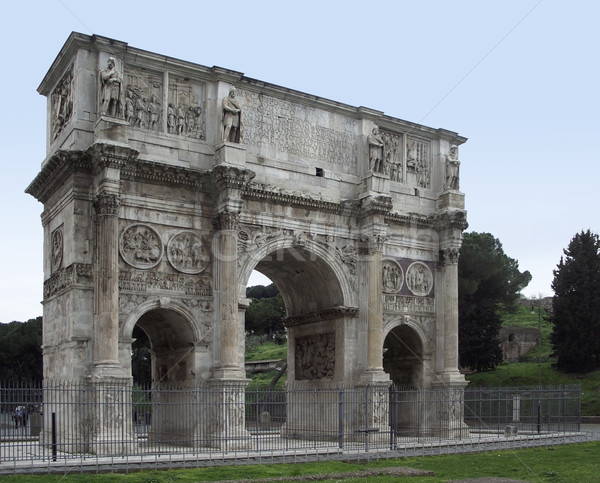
[27,33,468,454]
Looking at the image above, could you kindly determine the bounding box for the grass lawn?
[2,442,599,482]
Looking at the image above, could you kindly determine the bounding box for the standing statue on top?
[368,127,385,173]
[99,57,123,118]
[222,87,242,143]
[444,145,460,191]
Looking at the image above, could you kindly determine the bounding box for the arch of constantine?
[27,33,468,453]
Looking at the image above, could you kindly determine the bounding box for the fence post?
[338,388,344,449]
[51,412,57,461]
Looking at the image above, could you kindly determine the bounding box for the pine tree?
[458,232,531,371]
[550,230,600,373]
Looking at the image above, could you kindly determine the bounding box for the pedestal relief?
[119,224,163,269]
[167,231,210,274]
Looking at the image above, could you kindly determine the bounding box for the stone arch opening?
[241,242,353,385]
[134,308,197,384]
[128,306,203,445]
[383,324,424,388]
[383,324,426,436]
[252,246,345,317]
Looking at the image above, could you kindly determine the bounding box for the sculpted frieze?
[295,332,335,380]
[51,65,73,140]
[406,137,431,189]
[124,68,163,131]
[44,263,93,299]
[120,224,163,269]
[237,90,358,167]
[118,269,212,296]
[380,130,404,182]
[383,294,436,314]
[51,226,64,273]
[168,77,205,139]
[167,231,210,274]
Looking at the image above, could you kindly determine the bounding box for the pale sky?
[1,0,598,322]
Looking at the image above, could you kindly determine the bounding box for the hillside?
[466,304,600,416]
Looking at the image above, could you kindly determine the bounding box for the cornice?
[120,158,212,190]
[242,182,352,215]
[26,150,92,203]
[434,210,469,232]
[385,212,436,229]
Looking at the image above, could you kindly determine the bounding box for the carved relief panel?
[406,261,433,296]
[51,226,64,273]
[380,130,404,182]
[123,68,163,131]
[167,231,210,274]
[406,137,431,189]
[50,65,73,140]
[295,332,335,380]
[168,77,205,139]
[382,259,403,293]
[119,223,163,269]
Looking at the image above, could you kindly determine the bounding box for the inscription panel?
[239,91,359,169]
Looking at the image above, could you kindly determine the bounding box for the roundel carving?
[120,224,163,269]
[406,261,433,296]
[382,259,403,293]
[167,231,210,274]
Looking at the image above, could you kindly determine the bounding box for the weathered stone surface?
[27,33,469,451]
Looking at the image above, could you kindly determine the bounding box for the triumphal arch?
[27,33,468,453]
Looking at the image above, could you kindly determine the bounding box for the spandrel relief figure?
[99,57,123,118]
[222,87,241,143]
[368,127,385,173]
[444,144,460,191]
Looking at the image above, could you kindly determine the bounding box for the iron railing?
[0,381,582,471]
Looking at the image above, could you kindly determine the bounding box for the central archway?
[240,240,357,440]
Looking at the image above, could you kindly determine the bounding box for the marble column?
[440,247,461,378]
[213,209,246,379]
[92,192,122,373]
[360,234,390,384]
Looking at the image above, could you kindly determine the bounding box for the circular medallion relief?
[167,231,210,274]
[51,228,63,273]
[382,259,403,293]
[406,261,433,296]
[120,224,163,269]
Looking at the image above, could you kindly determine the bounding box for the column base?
[358,368,391,386]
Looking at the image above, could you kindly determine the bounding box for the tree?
[550,230,600,373]
[245,292,286,337]
[458,232,531,371]
[0,317,43,382]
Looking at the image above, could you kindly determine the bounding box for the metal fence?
[0,381,582,472]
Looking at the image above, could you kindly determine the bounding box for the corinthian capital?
[94,193,120,217]
[439,247,460,266]
[213,210,240,231]
[359,234,387,255]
